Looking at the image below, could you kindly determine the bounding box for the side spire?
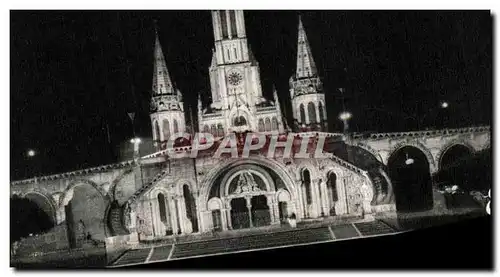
[152,25,175,95]
[295,15,318,79]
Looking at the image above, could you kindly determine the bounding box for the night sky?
[10,10,492,180]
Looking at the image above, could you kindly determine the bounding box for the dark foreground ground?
[12,212,493,270]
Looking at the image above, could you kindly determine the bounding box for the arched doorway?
[251,195,270,227]
[387,146,433,213]
[230,198,249,229]
[183,185,198,233]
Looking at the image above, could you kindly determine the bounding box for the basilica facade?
[136,10,386,240]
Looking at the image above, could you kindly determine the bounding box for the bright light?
[339,111,352,121]
[441,101,449,108]
[130,138,141,144]
[405,158,414,165]
[27,149,36,157]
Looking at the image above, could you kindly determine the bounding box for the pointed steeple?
[295,15,318,79]
[152,26,175,95]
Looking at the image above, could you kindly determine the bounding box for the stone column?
[225,200,233,230]
[339,177,349,215]
[319,180,329,216]
[314,178,323,217]
[301,184,308,218]
[169,196,180,235]
[176,196,186,234]
[220,208,228,231]
[310,179,319,218]
[245,196,253,228]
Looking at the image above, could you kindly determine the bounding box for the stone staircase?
[108,203,129,236]
[171,227,332,259]
[353,220,395,236]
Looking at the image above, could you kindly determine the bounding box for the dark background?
[10,10,492,180]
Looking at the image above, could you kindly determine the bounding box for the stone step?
[148,245,173,262]
[113,248,151,266]
[172,227,331,259]
[353,221,395,236]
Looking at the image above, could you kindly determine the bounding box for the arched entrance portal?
[202,158,298,233]
[387,146,433,212]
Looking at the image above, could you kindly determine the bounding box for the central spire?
[152,27,174,95]
[295,15,318,79]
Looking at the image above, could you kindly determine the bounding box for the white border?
[2,1,499,277]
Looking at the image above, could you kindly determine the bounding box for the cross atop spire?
[295,15,318,79]
[152,26,175,95]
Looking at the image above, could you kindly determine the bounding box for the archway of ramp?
[439,144,473,173]
[387,146,433,213]
[62,182,108,249]
[10,193,56,242]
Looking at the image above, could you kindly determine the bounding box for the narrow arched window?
[154,121,160,141]
[211,124,217,136]
[158,193,167,222]
[162,119,170,140]
[318,102,325,122]
[302,169,312,204]
[327,172,338,202]
[299,104,306,123]
[271,117,278,131]
[265,118,271,132]
[217,124,224,137]
[308,102,317,124]
[203,125,209,133]
[173,119,179,133]
[258,119,265,132]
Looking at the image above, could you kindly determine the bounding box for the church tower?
[199,10,284,136]
[150,27,186,150]
[289,16,328,132]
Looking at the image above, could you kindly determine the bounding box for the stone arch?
[386,140,436,173]
[60,179,109,208]
[354,142,384,164]
[208,197,223,211]
[175,178,197,196]
[199,157,296,210]
[61,179,110,243]
[109,169,134,202]
[295,161,320,181]
[276,188,291,203]
[22,191,58,224]
[436,140,475,172]
[219,164,276,198]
